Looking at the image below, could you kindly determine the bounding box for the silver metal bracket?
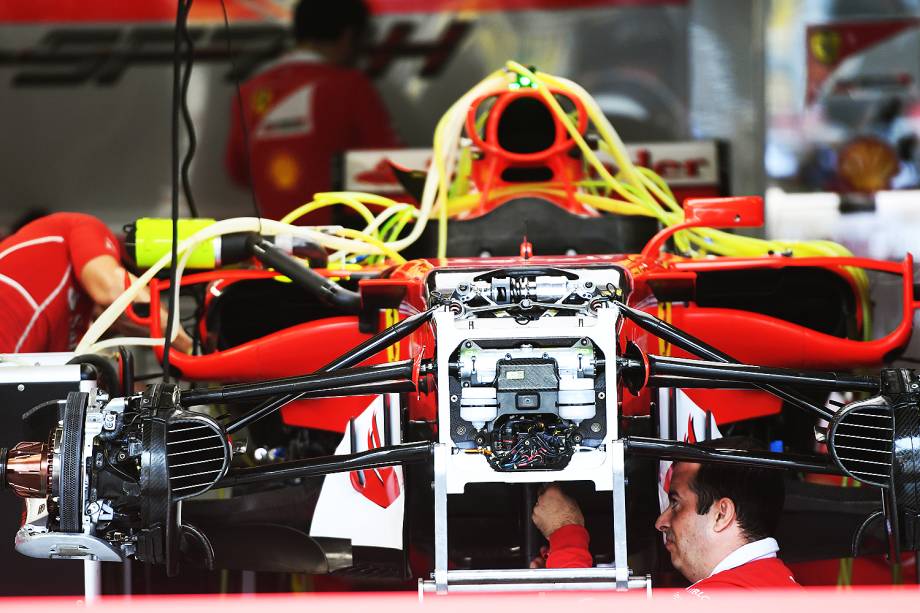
[612,438,630,589]
[422,437,650,594]
[420,568,649,593]
[433,443,449,594]
[15,529,123,562]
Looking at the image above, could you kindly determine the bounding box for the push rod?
[215,441,434,489]
[220,306,439,432]
[614,302,836,421]
[181,360,415,405]
[624,436,843,475]
[645,355,879,392]
[224,380,415,435]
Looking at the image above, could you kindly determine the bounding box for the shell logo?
[838,136,899,193]
[267,152,300,191]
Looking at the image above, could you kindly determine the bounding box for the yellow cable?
[431,69,509,258]
[335,227,406,264]
[527,63,872,324]
[446,184,650,218]
[270,64,870,336]
[505,62,662,218]
[280,195,376,227]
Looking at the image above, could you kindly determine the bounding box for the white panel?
[309,394,405,550]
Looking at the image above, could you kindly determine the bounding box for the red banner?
[0,0,685,23]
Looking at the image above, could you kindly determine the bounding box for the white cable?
[78,72,509,353]
[77,217,410,354]
[382,73,509,254]
[329,202,418,264]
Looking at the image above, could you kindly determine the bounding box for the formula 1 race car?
[0,64,918,593]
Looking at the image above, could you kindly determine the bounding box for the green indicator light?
[519,77,531,86]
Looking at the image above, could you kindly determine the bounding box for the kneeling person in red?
[531,437,801,593]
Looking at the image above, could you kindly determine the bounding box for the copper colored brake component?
[0,441,51,498]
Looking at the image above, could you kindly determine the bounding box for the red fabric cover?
[226,56,399,222]
[0,213,119,352]
[546,524,592,568]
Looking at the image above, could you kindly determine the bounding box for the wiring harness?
[77,62,872,355]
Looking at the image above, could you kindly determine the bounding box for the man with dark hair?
[226,0,399,222]
[531,437,801,592]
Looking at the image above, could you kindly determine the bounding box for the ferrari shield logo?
[250,88,273,115]
[810,29,842,65]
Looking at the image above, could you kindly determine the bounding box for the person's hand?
[170,326,194,354]
[157,305,193,354]
[529,545,549,568]
[531,485,584,539]
[109,309,194,355]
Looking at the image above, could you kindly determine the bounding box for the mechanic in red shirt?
[0,213,190,354]
[531,437,801,594]
[225,0,400,223]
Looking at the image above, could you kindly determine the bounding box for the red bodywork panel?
[144,250,917,432]
[462,88,595,219]
[146,272,389,432]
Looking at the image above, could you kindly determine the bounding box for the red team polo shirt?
[0,213,120,353]
[546,525,801,594]
[688,558,801,593]
[225,50,400,223]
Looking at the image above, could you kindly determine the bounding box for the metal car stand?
[421,440,649,595]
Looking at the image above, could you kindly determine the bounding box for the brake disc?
[58,391,88,533]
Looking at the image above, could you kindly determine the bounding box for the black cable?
[851,510,885,557]
[21,399,65,423]
[247,236,361,313]
[163,0,188,383]
[181,523,215,570]
[66,354,120,395]
[103,450,138,484]
[219,0,261,221]
[118,346,134,397]
[179,0,199,218]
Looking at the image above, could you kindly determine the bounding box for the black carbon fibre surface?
[138,384,178,568]
[892,381,920,549]
[828,400,894,489]
[58,391,88,533]
[166,416,229,501]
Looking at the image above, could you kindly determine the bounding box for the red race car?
[1,66,918,592]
